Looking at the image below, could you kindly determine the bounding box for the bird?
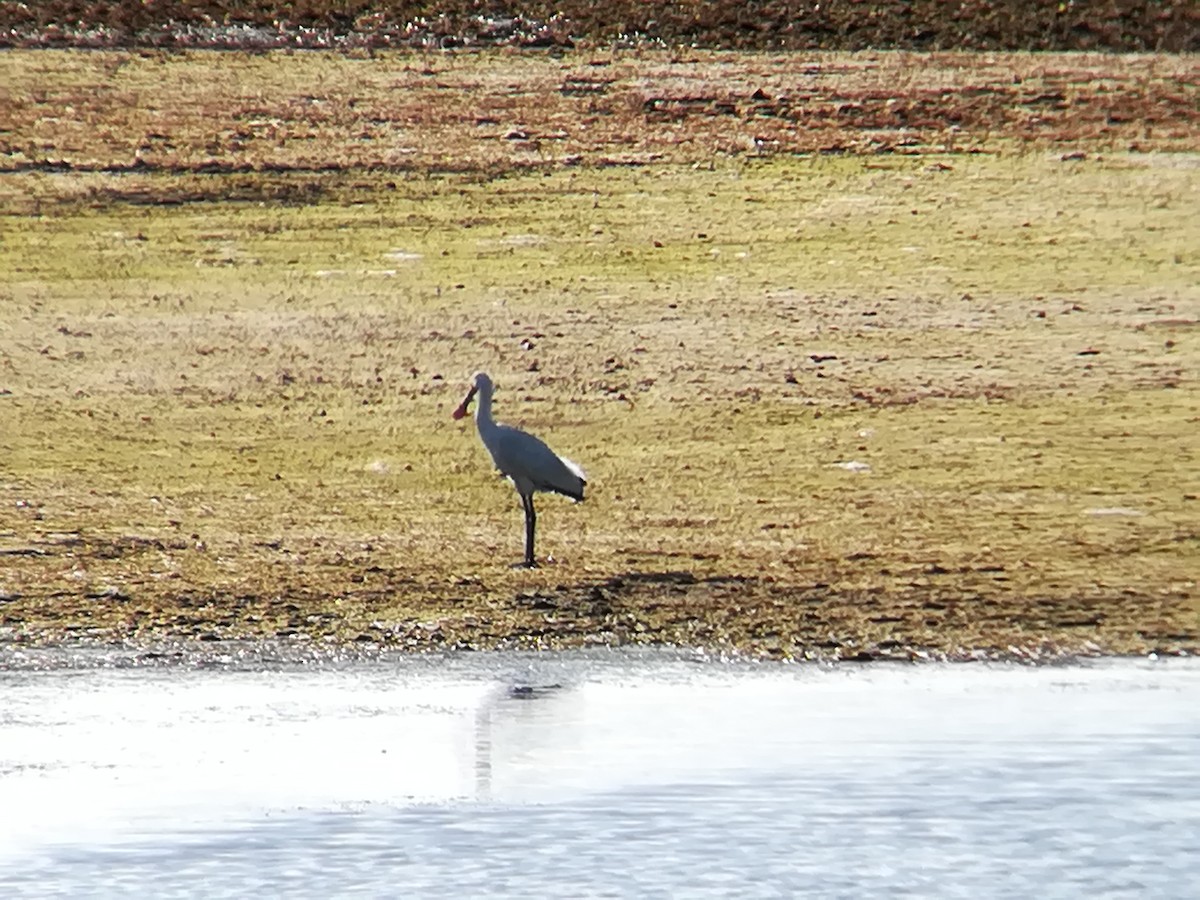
[452,372,586,568]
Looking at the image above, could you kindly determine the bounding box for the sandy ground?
[0,49,1197,660]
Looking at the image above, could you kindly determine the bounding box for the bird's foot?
[512,559,539,569]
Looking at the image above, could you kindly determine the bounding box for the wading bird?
[452,372,586,568]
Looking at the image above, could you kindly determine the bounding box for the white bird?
[452,372,586,568]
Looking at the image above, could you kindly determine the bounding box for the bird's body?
[452,372,585,567]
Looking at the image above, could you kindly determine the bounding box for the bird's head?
[451,371,492,420]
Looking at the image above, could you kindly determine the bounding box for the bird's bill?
[451,385,477,420]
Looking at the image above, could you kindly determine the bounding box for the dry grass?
[0,49,1197,659]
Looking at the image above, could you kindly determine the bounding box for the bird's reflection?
[472,681,575,801]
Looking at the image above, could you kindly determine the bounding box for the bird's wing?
[489,424,586,499]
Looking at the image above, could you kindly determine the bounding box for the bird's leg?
[520,493,538,568]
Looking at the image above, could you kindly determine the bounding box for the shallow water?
[2,650,1198,898]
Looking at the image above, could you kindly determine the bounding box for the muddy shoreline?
[3,569,1195,663]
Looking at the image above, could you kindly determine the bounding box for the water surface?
[2,650,1198,898]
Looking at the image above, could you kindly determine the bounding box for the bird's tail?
[561,457,586,501]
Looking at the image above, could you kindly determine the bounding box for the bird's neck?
[474,388,495,430]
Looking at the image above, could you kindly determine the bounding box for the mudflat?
[1,49,1197,660]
